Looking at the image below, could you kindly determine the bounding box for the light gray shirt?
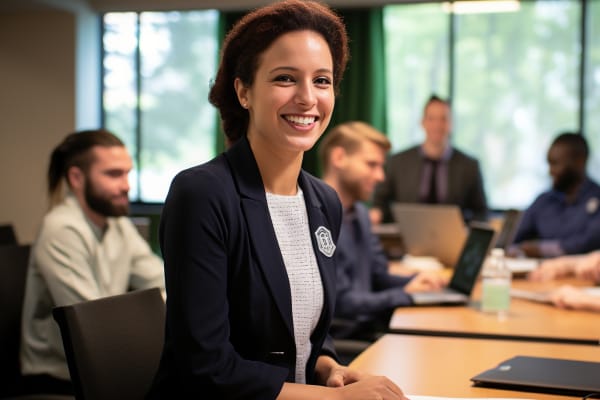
[20,194,165,380]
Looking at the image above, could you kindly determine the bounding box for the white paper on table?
[402,255,445,271]
[502,257,539,274]
[583,287,600,296]
[407,396,534,400]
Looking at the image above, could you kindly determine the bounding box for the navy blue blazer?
[148,137,342,399]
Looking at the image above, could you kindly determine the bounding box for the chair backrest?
[0,224,18,245]
[52,288,165,400]
[0,244,31,397]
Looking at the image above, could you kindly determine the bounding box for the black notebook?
[471,355,600,397]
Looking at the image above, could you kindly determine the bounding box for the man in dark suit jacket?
[371,95,488,223]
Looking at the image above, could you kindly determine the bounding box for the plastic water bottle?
[481,248,511,318]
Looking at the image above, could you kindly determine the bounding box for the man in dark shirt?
[511,132,600,258]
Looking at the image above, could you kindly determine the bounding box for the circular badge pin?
[586,197,599,214]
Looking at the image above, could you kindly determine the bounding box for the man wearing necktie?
[320,121,447,342]
[371,94,488,224]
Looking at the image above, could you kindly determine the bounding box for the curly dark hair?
[208,0,349,144]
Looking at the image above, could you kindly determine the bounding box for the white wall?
[0,11,76,243]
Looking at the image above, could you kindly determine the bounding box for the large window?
[585,1,600,184]
[103,10,219,203]
[385,1,588,210]
[453,1,580,209]
[101,2,596,208]
[384,4,449,151]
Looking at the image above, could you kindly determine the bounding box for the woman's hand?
[316,356,409,399]
[323,362,364,387]
[332,374,409,400]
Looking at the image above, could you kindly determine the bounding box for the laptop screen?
[494,209,522,250]
[448,224,495,295]
[390,203,467,266]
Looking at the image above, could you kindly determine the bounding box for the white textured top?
[266,188,324,384]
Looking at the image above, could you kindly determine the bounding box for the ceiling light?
[442,1,521,14]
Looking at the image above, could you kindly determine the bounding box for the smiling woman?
[147,1,407,399]
[234,30,335,195]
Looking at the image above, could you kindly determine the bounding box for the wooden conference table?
[389,264,600,345]
[350,334,600,399]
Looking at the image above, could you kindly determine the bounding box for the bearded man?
[512,132,600,258]
[320,122,446,342]
[20,129,164,395]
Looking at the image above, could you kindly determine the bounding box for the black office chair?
[52,288,165,400]
[0,224,18,245]
[0,244,31,397]
[0,244,71,400]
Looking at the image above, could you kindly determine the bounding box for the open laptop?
[493,208,522,250]
[490,209,541,276]
[471,355,600,397]
[410,223,496,306]
[390,203,467,267]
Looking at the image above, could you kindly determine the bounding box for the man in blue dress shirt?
[320,121,447,340]
[512,132,600,258]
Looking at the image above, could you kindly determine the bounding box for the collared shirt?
[418,145,453,203]
[20,194,165,380]
[513,177,600,257]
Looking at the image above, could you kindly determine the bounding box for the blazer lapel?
[224,138,339,338]
[298,172,337,327]
[224,138,294,337]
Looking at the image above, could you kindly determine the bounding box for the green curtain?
[215,8,388,176]
[304,7,388,175]
[330,7,388,130]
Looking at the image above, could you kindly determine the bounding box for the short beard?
[553,168,581,193]
[84,181,129,217]
[339,173,370,204]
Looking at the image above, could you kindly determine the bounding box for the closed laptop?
[471,355,600,397]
